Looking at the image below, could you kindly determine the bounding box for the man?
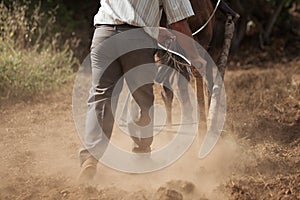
[78,0,206,181]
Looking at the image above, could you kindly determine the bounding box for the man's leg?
[78,26,123,180]
[120,48,157,152]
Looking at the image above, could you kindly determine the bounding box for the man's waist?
[95,24,140,29]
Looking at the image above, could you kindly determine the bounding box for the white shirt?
[94,0,195,27]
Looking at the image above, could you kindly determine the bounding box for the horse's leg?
[155,58,174,128]
[194,57,213,131]
[195,76,206,128]
[161,85,173,127]
[187,0,215,131]
[204,53,214,119]
[177,69,194,123]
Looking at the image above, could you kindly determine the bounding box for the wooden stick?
[199,15,237,158]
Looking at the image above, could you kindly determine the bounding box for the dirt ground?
[0,57,299,200]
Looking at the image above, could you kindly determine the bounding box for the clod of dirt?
[60,189,69,197]
[124,190,151,200]
[153,180,197,200]
[292,74,300,88]
[154,187,183,200]
[97,186,128,200]
[165,180,196,194]
[181,181,195,194]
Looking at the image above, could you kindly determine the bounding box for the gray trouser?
[79,25,157,165]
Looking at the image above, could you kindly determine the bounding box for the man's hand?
[158,27,176,46]
[170,19,207,76]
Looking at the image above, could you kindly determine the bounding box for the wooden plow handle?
[198,14,239,158]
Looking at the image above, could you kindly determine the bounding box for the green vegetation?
[0,1,78,99]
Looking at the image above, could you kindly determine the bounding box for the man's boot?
[78,156,98,182]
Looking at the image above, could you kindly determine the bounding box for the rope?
[157,43,191,65]
[119,122,197,128]
[192,0,221,36]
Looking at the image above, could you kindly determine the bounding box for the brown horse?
[159,0,215,126]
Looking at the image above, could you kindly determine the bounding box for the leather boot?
[77,156,98,182]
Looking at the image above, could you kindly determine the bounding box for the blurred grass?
[0,1,78,99]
